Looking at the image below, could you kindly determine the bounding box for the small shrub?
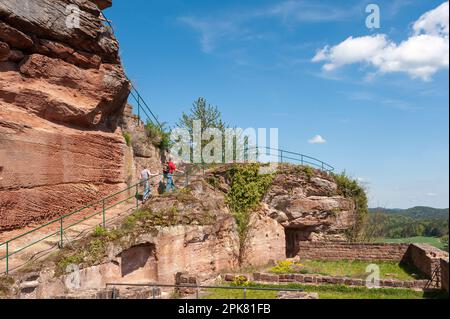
[93,225,108,238]
[269,260,306,274]
[122,209,154,231]
[122,132,131,146]
[56,254,84,276]
[302,166,314,179]
[230,276,250,287]
[145,121,172,150]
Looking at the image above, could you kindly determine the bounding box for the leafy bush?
[56,254,84,276]
[332,172,368,242]
[301,166,314,179]
[93,225,108,237]
[269,260,306,274]
[230,275,250,287]
[145,121,172,150]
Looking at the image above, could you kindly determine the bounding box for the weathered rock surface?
[119,104,165,184]
[0,41,9,61]
[263,166,356,243]
[244,209,286,267]
[0,0,119,63]
[0,0,132,231]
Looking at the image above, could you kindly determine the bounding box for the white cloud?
[426,192,438,197]
[178,16,239,53]
[308,135,326,144]
[312,34,389,71]
[413,2,449,36]
[312,1,449,81]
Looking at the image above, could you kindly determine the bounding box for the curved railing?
[252,147,334,172]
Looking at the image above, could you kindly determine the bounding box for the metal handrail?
[100,12,161,128]
[252,146,334,172]
[105,282,304,299]
[0,173,185,274]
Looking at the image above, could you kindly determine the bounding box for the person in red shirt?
[163,158,184,192]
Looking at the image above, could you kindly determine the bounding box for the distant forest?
[367,206,449,239]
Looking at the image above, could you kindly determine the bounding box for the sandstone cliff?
[0,164,363,297]
[0,0,134,231]
[119,104,165,187]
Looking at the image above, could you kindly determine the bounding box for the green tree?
[177,97,226,136]
[176,97,228,163]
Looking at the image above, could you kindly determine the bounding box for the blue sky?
[106,0,449,209]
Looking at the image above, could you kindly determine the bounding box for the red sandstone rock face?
[120,104,165,183]
[263,166,357,242]
[0,0,131,232]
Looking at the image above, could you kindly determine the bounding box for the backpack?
[163,163,171,174]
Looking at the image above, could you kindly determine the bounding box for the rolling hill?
[369,206,449,220]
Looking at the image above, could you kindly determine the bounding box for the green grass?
[378,236,446,250]
[202,283,445,300]
[268,260,426,280]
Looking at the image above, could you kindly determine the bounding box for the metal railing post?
[243,288,247,299]
[5,241,9,275]
[102,199,106,229]
[137,96,141,124]
[60,217,64,248]
[135,184,139,210]
[280,150,283,163]
[112,287,118,299]
[301,155,304,165]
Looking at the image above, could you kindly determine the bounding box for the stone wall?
[251,272,428,289]
[440,258,448,292]
[402,244,449,289]
[297,242,410,261]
